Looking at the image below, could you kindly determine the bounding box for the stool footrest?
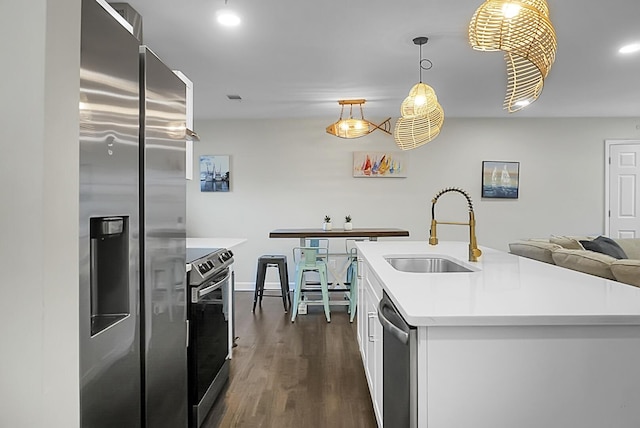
[303,300,350,306]
[301,286,349,292]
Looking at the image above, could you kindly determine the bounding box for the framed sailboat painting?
[200,155,230,192]
[353,151,407,178]
[482,161,519,199]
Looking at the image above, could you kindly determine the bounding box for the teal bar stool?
[345,247,358,323]
[291,244,331,322]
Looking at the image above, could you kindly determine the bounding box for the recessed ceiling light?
[217,9,241,26]
[619,43,640,54]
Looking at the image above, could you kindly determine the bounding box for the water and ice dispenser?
[90,216,130,335]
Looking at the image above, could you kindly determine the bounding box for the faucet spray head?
[432,187,474,211]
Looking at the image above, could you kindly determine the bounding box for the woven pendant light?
[326,99,392,139]
[468,0,557,112]
[394,106,444,151]
[326,118,371,139]
[393,37,445,151]
[400,83,440,118]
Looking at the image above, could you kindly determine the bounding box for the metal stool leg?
[318,265,331,323]
[291,265,304,322]
[283,261,291,310]
[252,260,267,312]
[349,259,357,323]
[277,261,289,312]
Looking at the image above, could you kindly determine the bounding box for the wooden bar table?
[269,228,410,315]
[269,228,410,246]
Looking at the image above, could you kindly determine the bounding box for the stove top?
[187,247,234,286]
[186,247,222,264]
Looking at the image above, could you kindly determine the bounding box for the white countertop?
[186,237,247,250]
[356,241,640,327]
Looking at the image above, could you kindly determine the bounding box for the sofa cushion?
[549,235,585,250]
[580,236,628,259]
[611,259,640,288]
[551,249,616,280]
[613,239,640,260]
[509,240,562,264]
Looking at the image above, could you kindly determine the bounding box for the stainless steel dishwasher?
[378,291,418,428]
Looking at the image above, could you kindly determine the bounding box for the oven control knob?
[218,250,233,261]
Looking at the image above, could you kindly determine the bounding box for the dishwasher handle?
[378,297,410,345]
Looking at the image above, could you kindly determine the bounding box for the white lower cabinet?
[371,285,384,424]
[357,259,383,427]
[356,258,365,358]
[355,241,640,428]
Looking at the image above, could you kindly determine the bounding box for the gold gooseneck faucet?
[429,187,482,262]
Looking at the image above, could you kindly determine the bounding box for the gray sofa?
[509,235,640,288]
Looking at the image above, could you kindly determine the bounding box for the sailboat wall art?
[200,155,231,192]
[481,161,519,199]
[353,151,407,178]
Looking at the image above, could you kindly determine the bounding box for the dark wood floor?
[203,291,377,428]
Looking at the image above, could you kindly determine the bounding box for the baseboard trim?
[235,281,292,292]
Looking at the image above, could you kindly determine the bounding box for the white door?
[606,140,640,238]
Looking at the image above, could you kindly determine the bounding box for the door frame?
[604,139,640,236]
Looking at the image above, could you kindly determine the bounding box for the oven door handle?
[193,270,230,302]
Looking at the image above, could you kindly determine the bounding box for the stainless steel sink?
[385,256,473,273]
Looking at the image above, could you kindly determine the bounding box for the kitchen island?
[355,241,640,428]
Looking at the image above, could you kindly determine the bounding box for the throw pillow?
[613,239,640,260]
[509,240,562,264]
[580,236,628,259]
[549,235,585,250]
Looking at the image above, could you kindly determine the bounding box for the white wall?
[187,117,640,289]
[0,1,81,427]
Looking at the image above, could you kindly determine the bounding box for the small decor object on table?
[323,215,332,231]
[344,215,353,230]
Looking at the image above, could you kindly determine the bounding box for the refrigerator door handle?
[185,320,189,348]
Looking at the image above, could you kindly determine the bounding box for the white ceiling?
[123,0,640,120]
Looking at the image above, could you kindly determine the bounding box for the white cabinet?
[356,258,366,358]
[356,259,383,427]
[366,282,383,424]
[172,70,194,180]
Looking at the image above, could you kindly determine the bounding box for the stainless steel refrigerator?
[79,1,188,426]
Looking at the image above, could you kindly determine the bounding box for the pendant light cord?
[413,37,433,84]
[419,42,423,83]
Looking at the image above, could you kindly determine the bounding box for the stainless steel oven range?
[186,248,234,428]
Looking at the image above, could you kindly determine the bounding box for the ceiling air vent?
[227,95,242,100]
